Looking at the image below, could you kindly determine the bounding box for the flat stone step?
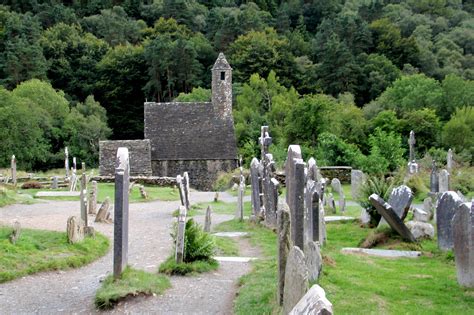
[341,248,421,258]
[214,256,257,262]
[213,232,248,237]
[325,216,355,222]
[36,191,80,197]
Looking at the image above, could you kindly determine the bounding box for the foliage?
[442,106,474,163]
[0,227,109,283]
[357,176,395,226]
[158,255,218,275]
[451,167,474,195]
[95,266,170,309]
[174,87,211,102]
[404,174,429,199]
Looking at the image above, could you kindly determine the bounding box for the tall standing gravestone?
[283,246,309,314]
[65,147,69,178]
[293,160,305,250]
[80,173,88,226]
[265,178,279,227]
[176,206,187,263]
[277,203,290,306]
[430,160,439,193]
[11,155,16,186]
[351,170,364,201]
[437,191,462,251]
[452,201,474,288]
[250,157,261,217]
[88,180,98,215]
[407,130,418,174]
[439,169,450,192]
[447,148,453,171]
[114,147,130,278]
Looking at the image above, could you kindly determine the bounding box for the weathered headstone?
[88,181,97,215]
[307,157,322,182]
[308,190,322,244]
[236,178,244,221]
[80,173,88,226]
[423,197,434,219]
[65,147,69,178]
[67,216,84,244]
[177,175,185,207]
[283,246,309,314]
[327,193,336,214]
[95,197,112,223]
[293,160,305,250]
[277,203,291,306]
[304,241,322,282]
[407,130,419,174]
[51,176,58,189]
[436,191,462,250]
[175,205,186,264]
[265,178,279,227]
[289,284,333,315]
[285,145,302,210]
[378,185,414,227]
[369,194,416,242]
[11,155,16,186]
[204,205,212,232]
[182,172,190,210]
[330,178,342,194]
[439,169,450,192]
[72,157,77,174]
[447,148,453,171]
[81,162,86,174]
[430,160,439,193]
[452,201,474,288]
[413,208,429,222]
[139,185,148,199]
[250,157,261,217]
[351,170,364,201]
[114,147,130,278]
[9,220,21,244]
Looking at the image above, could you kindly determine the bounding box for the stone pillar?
[65,147,69,178]
[310,191,320,243]
[439,169,450,192]
[80,173,88,226]
[250,158,261,217]
[177,175,185,207]
[285,145,302,208]
[452,201,474,288]
[430,160,439,193]
[204,205,212,232]
[11,155,17,186]
[265,178,279,227]
[52,176,58,189]
[72,157,77,174]
[236,177,244,221]
[277,203,290,306]
[81,162,86,174]
[114,147,130,279]
[175,205,187,264]
[293,160,305,250]
[88,181,98,215]
[447,148,453,171]
[183,172,190,210]
[436,191,462,251]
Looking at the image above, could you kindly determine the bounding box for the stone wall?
[91,176,176,186]
[319,166,352,183]
[152,159,238,191]
[99,140,152,176]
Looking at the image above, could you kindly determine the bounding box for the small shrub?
[21,181,42,189]
[357,176,394,227]
[404,174,429,198]
[451,168,474,195]
[158,256,218,275]
[213,171,236,191]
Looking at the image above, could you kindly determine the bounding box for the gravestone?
[88,181,97,215]
[351,170,364,201]
[452,202,474,288]
[436,191,462,250]
[283,246,309,315]
[331,178,342,194]
[439,169,450,192]
[182,172,190,210]
[289,284,333,315]
[307,157,321,182]
[67,216,84,244]
[260,126,272,213]
[177,175,185,207]
[11,155,16,186]
[447,148,453,171]
[304,241,322,282]
[73,157,77,174]
[331,178,346,213]
[80,173,88,226]
[285,145,302,212]
[293,160,306,250]
[369,194,416,242]
[308,190,322,244]
[430,160,439,193]
[406,221,434,240]
[277,203,291,306]
[65,147,69,178]
[95,197,112,223]
[407,130,419,174]
[423,197,434,219]
[327,193,336,214]
[262,153,276,218]
[413,208,429,222]
[52,176,58,189]
[236,177,244,221]
[204,205,212,232]
[81,162,86,174]
[265,178,279,227]
[139,185,148,199]
[175,205,186,263]
[250,158,261,217]
[378,185,413,227]
[114,147,130,278]
[9,220,21,244]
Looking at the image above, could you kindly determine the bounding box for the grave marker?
[80,173,88,226]
[175,205,187,263]
[430,160,439,193]
[439,169,450,192]
[283,246,309,314]
[447,148,453,171]
[250,157,261,217]
[277,204,290,306]
[351,170,364,200]
[65,147,69,178]
[289,285,333,315]
[204,205,212,232]
[436,191,462,250]
[408,130,419,174]
[88,181,97,215]
[51,176,58,189]
[293,160,305,250]
[452,201,474,288]
[11,155,16,186]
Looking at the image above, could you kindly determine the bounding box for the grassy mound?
[95,267,170,309]
[158,256,218,275]
[0,227,109,283]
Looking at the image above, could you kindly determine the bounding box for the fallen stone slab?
[214,256,257,262]
[289,284,333,315]
[324,216,355,222]
[212,232,249,237]
[36,191,80,197]
[341,248,421,258]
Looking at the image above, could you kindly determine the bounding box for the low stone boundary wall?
[91,176,176,186]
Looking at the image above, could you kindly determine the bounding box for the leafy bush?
[451,168,474,195]
[404,174,429,199]
[442,106,474,164]
[357,176,395,227]
[158,256,218,275]
[213,170,239,191]
[21,181,42,189]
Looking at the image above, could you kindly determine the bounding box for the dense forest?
[0,0,473,175]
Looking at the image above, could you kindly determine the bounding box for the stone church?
[99,53,238,190]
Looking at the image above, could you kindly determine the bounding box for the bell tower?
[211,53,232,118]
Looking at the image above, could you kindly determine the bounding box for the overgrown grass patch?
[0,227,109,283]
[184,200,252,217]
[95,266,170,309]
[214,236,239,256]
[0,185,35,207]
[158,256,219,275]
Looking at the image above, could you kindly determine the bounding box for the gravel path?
[0,191,256,314]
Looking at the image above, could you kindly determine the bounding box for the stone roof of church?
[212,52,232,70]
[144,102,238,161]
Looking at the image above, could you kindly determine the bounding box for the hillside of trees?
[0,0,473,175]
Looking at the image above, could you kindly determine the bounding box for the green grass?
[20,183,180,203]
[226,188,251,197]
[214,236,240,256]
[0,185,36,207]
[0,227,109,283]
[182,200,252,217]
[95,266,171,309]
[158,256,219,275]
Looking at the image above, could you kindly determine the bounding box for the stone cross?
[447,148,453,171]
[439,169,450,192]
[452,201,474,288]
[65,147,69,178]
[11,155,16,186]
[175,205,187,263]
[52,176,58,189]
[80,173,88,226]
[277,204,291,306]
[250,158,261,218]
[88,180,98,215]
[408,130,416,162]
[114,147,130,279]
[72,157,77,174]
[259,126,272,161]
[430,160,439,193]
[436,191,462,251]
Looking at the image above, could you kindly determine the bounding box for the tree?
[442,106,474,162]
[440,74,474,120]
[399,108,441,154]
[174,87,211,102]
